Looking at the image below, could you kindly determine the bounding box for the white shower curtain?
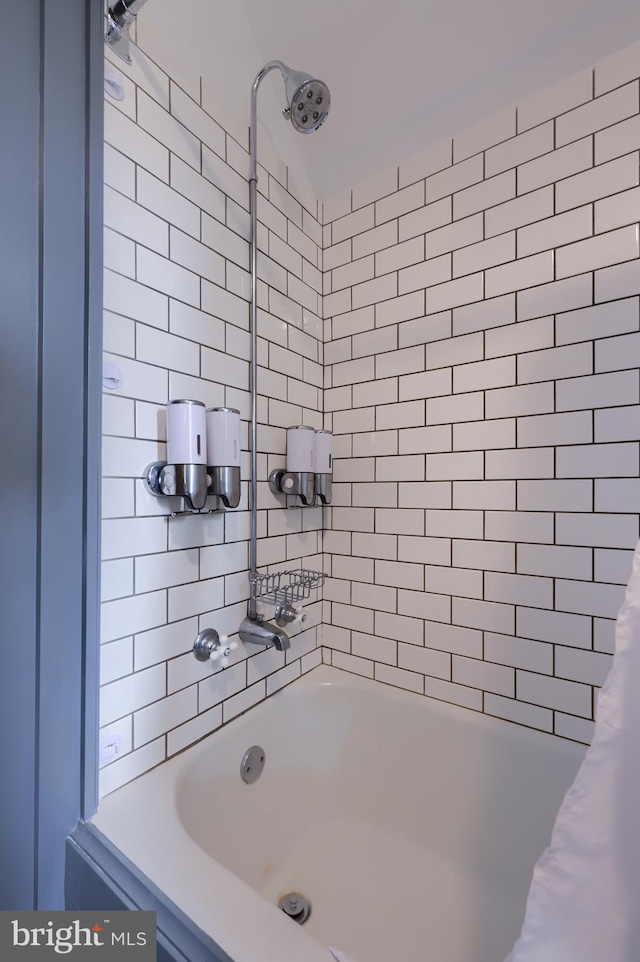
[506,540,640,961]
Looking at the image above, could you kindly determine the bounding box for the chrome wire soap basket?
[250,568,325,627]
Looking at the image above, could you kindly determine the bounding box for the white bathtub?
[92,665,585,962]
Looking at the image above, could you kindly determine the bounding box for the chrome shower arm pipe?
[248,62,285,617]
[249,62,289,186]
[106,0,151,62]
[108,0,150,27]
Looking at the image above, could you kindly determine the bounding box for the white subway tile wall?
[321,46,640,745]
[102,40,640,794]
[100,46,323,796]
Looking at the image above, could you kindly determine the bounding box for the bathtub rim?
[66,819,234,962]
[100,664,587,801]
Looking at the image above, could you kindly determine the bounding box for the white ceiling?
[140,0,640,204]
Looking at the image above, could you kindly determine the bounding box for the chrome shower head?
[282,68,331,133]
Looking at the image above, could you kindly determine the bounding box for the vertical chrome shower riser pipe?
[249,155,258,620]
[248,62,287,620]
[247,61,329,622]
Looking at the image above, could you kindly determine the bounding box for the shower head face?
[284,71,331,133]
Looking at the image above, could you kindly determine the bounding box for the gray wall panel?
[0,0,42,910]
[0,0,103,909]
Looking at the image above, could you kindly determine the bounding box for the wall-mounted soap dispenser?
[269,425,316,505]
[206,407,241,509]
[146,399,209,511]
[315,430,333,504]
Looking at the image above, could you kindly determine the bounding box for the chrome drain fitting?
[278,892,311,924]
[240,745,265,784]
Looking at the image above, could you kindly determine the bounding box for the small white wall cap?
[104,62,125,101]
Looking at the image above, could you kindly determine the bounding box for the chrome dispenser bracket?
[268,469,315,506]
[208,465,241,509]
[145,461,210,513]
[315,475,332,505]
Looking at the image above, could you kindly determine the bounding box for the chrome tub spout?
[239,616,290,652]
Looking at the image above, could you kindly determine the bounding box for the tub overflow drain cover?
[240,745,265,784]
[278,892,311,924]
